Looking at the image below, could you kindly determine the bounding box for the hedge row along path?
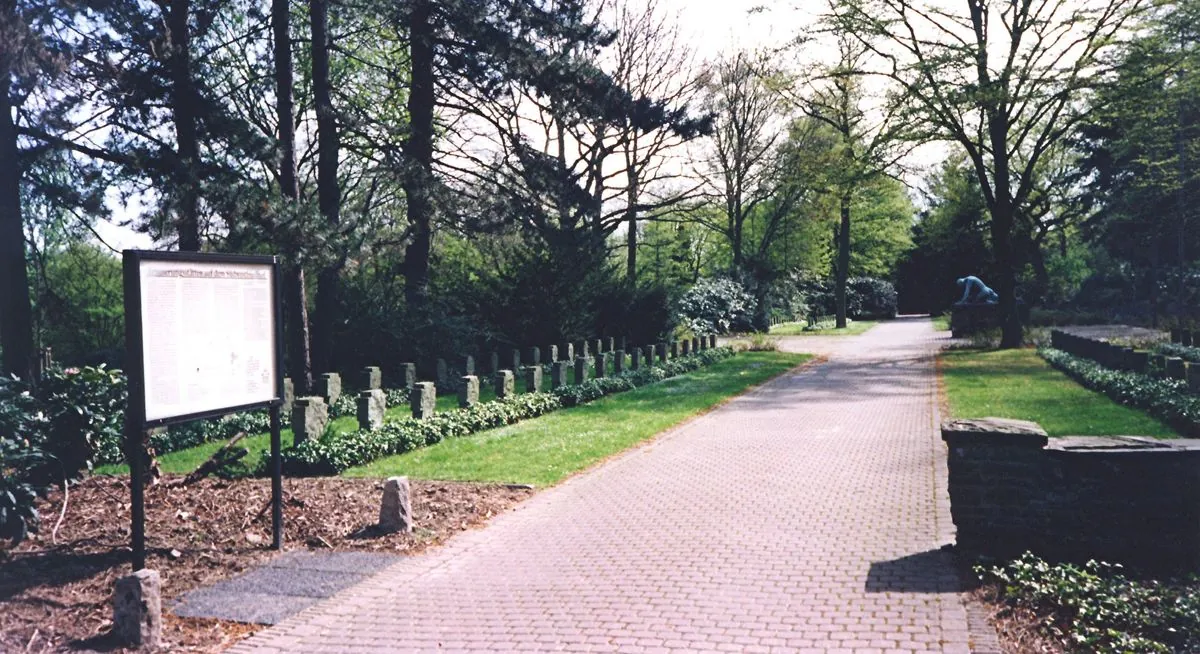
[233,317,996,653]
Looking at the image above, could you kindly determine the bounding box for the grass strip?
[344,351,810,485]
[940,348,1176,438]
[768,320,878,336]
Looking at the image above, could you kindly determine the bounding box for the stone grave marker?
[411,382,436,419]
[291,397,328,445]
[357,389,386,430]
[459,375,479,408]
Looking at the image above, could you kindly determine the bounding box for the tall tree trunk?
[992,198,1022,347]
[835,188,851,329]
[273,0,312,393]
[0,66,35,380]
[309,0,340,374]
[403,0,434,310]
[168,0,200,251]
[625,159,638,283]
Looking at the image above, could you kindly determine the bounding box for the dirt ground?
[0,475,533,653]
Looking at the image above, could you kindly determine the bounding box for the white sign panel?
[139,259,277,422]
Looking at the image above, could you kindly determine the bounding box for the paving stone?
[231,319,991,653]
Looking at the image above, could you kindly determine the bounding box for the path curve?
[232,318,990,653]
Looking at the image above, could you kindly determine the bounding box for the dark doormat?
[172,550,401,624]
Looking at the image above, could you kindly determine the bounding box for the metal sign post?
[122,250,285,570]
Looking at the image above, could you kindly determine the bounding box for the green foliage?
[1040,347,1200,436]
[848,177,916,280]
[895,156,992,314]
[29,242,124,366]
[0,365,125,546]
[278,348,735,474]
[675,278,755,334]
[980,552,1200,653]
[788,273,897,320]
[0,439,49,547]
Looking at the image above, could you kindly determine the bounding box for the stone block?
[494,370,515,399]
[561,343,574,361]
[362,366,382,390]
[524,365,542,393]
[613,349,625,374]
[656,342,668,363]
[459,375,479,408]
[941,417,1049,448]
[527,346,541,365]
[595,353,608,378]
[681,340,690,356]
[574,357,590,385]
[1150,354,1168,375]
[710,335,718,348]
[489,351,499,374]
[1184,330,1194,347]
[282,377,294,416]
[551,361,570,389]
[547,344,557,362]
[291,397,328,445]
[670,341,679,358]
[463,355,475,376]
[510,349,521,373]
[607,337,615,352]
[317,372,341,405]
[397,363,416,390]
[578,341,589,358]
[630,347,641,370]
[378,476,412,534]
[644,345,655,366]
[113,569,162,647]
[1187,363,1200,393]
[411,382,436,419]
[357,389,386,431]
[594,339,604,356]
[1168,357,1187,380]
[1128,350,1149,374]
[693,337,701,352]
[436,358,448,386]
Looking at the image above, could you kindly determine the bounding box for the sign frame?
[122,250,286,570]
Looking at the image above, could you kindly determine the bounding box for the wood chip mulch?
[0,475,534,653]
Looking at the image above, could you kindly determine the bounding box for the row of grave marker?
[286,335,720,443]
[1050,330,1199,389]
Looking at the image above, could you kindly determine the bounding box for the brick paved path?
[233,318,989,653]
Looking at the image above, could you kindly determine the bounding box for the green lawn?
[932,314,950,332]
[344,351,811,485]
[940,348,1177,437]
[769,320,879,336]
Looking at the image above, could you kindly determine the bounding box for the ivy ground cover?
[940,348,1176,437]
[346,351,810,485]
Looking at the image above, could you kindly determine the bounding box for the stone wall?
[943,417,1200,569]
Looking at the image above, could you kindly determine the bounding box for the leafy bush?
[676,278,755,335]
[278,348,736,474]
[0,439,51,546]
[980,552,1200,653]
[847,277,898,319]
[1155,342,1200,365]
[1040,348,1200,435]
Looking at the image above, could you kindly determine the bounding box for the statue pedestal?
[950,304,1002,338]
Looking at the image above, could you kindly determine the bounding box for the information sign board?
[136,258,277,423]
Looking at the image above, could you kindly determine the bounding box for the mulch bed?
[968,584,1064,654]
[0,475,533,653]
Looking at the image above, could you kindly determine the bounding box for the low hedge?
[278,347,735,475]
[1040,347,1199,436]
[1154,343,1200,365]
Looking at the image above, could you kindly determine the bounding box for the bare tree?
[828,0,1149,346]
